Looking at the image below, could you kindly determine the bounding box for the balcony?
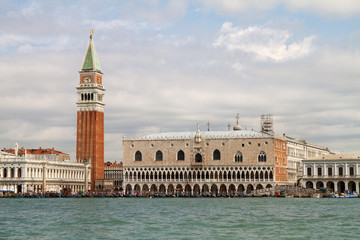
[303,175,360,180]
[191,161,204,166]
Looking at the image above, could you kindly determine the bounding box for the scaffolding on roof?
[261,114,273,134]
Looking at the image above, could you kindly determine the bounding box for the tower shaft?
[76,31,105,191]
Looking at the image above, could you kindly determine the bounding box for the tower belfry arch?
[76,30,105,191]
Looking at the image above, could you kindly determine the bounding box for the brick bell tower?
[76,30,105,191]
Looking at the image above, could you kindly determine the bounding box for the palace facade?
[122,116,288,196]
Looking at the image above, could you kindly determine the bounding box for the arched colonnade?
[305,180,360,193]
[125,182,274,195]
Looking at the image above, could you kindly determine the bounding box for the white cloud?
[83,19,161,32]
[213,22,315,62]
[195,0,279,13]
[231,62,245,72]
[17,44,33,54]
[285,0,360,18]
[20,2,42,17]
[148,34,196,47]
[0,34,30,51]
[196,0,360,18]
[0,33,74,54]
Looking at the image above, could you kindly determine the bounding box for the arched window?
[156,150,163,161]
[135,151,142,161]
[177,150,185,161]
[234,151,243,162]
[213,149,221,160]
[258,151,266,162]
[195,153,202,162]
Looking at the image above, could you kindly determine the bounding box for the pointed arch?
[177,150,185,161]
[135,151,142,161]
[220,184,227,195]
[155,150,163,161]
[202,184,209,194]
[195,153,202,162]
[211,184,218,195]
[150,184,157,194]
[258,151,266,162]
[213,149,221,160]
[229,184,236,194]
[234,151,243,162]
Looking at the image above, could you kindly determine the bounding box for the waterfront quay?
[1,185,358,198]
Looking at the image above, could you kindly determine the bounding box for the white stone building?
[285,135,333,186]
[104,162,123,191]
[0,146,90,194]
[303,154,360,193]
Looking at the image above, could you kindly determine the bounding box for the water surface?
[0,198,359,239]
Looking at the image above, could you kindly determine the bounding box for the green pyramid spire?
[81,31,102,72]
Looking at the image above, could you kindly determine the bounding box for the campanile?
[76,31,105,191]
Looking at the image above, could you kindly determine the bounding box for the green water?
[0,198,359,239]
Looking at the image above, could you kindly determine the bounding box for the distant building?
[104,161,123,191]
[122,115,288,196]
[285,135,334,186]
[76,31,105,191]
[0,144,90,194]
[302,154,360,193]
[2,147,70,161]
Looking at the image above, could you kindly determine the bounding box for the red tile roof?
[2,147,69,156]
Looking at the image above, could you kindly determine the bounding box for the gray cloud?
[0,1,359,162]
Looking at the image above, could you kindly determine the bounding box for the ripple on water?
[1,198,360,239]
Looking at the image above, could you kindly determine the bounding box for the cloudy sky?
[1,0,359,161]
